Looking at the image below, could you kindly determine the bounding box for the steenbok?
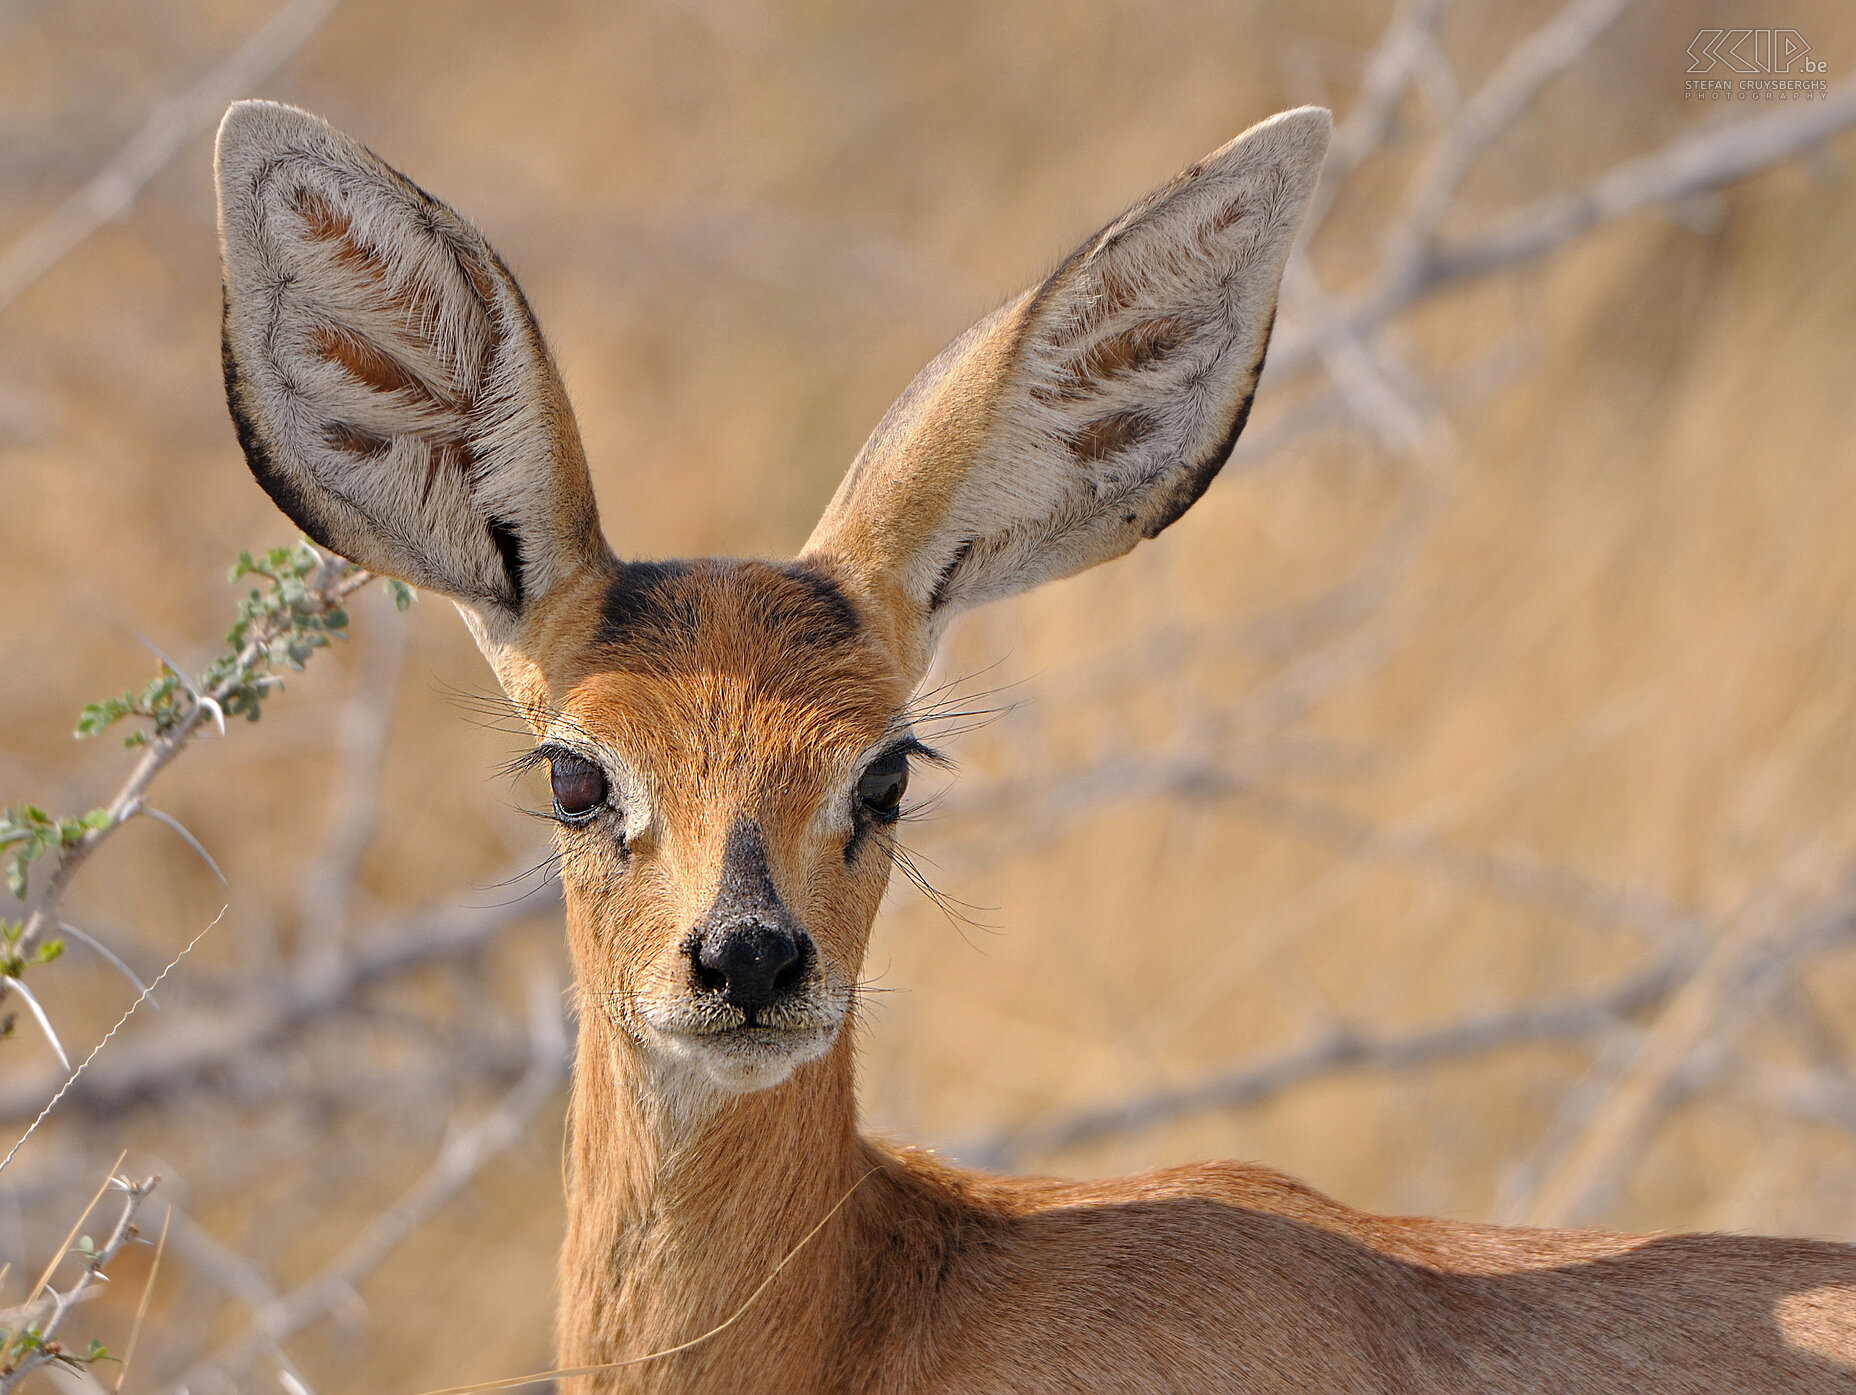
[215,100,1856,1393]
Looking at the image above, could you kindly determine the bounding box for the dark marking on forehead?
[772,564,860,648]
[596,560,697,647]
[594,559,862,655]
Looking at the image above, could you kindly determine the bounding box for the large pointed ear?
[801,107,1329,680]
[215,101,609,666]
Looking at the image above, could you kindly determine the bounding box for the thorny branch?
[0,871,558,1121]
[0,550,374,1071]
[1271,87,1856,380]
[10,553,372,962]
[0,1171,158,1393]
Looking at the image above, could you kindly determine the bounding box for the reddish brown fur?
[291,187,389,281]
[310,323,437,401]
[531,569,1856,1394]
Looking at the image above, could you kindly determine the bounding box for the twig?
[11,557,371,964]
[113,1204,169,1393]
[297,596,406,983]
[944,757,1703,947]
[1276,88,1856,378]
[1517,879,1856,1226]
[163,1207,283,1317]
[24,1154,124,1309]
[1380,0,1640,282]
[1425,86,1856,291]
[1302,0,1456,239]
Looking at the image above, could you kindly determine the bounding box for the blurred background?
[4,0,1856,1389]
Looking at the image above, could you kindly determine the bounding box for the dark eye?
[549,751,607,822]
[857,750,909,820]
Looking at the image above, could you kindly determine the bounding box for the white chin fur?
[653,1024,837,1095]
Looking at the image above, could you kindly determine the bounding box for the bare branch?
[1270,88,1856,382]
[113,1203,169,1394]
[0,912,222,1176]
[957,953,1686,1172]
[10,557,371,966]
[174,974,567,1388]
[1517,878,1856,1227]
[945,757,1704,947]
[163,1208,283,1317]
[0,0,342,314]
[1749,1062,1856,1136]
[1381,0,1639,278]
[0,880,551,1123]
[1301,0,1456,240]
[297,599,406,982]
[1422,86,1856,291]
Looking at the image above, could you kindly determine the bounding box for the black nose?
[693,923,808,1017]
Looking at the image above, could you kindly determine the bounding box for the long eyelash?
[904,658,1020,717]
[497,745,554,782]
[464,850,564,908]
[888,734,954,770]
[901,664,1024,743]
[894,788,952,826]
[443,680,607,753]
[872,824,997,939]
[498,742,616,833]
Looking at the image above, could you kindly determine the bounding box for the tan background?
[4,0,1856,1389]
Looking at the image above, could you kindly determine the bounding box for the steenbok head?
[216,100,1330,1096]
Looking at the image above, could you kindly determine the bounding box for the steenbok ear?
[802,106,1329,679]
[215,101,609,661]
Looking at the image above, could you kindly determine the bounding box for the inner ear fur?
[215,101,609,641]
[802,106,1331,681]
